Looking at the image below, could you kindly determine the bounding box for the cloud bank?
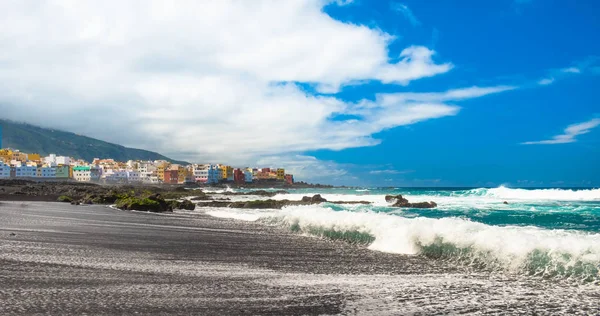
[0,0,512,172]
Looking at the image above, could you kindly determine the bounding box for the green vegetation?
[57,195,73,203]
[115,194,171,212]
[0,119,187,164]
[168,199,196,210]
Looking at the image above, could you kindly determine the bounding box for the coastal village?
[0,148,294,186]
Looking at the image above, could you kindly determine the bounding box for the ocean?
[204,186,600,283]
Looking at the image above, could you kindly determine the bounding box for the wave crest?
[211,205,600,282]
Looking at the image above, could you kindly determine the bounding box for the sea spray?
[206,204,600,282]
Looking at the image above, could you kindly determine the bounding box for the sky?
[0,0,599,187]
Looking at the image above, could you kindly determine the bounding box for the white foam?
[205,209,277,222]
[483,186,600,201]
[206,204,600,278]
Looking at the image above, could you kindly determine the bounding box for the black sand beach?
[1,201,599,315]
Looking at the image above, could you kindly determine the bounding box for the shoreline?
[1,201,599,314]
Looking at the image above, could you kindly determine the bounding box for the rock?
[70,201,80,205]
[388,194,437,209]
[310,194,327,203]
[115,194,173,213]
[503,201,509,205]
[169,199,196,210]
[385,194,409,204]
[300,194,327,203]
[9,232,16,236]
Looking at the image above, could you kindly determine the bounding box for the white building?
[40,166,56,178]
[137,163,157,180]
[44,154,71,166]
[142,175,160,184]
[73,166,91,182]
[0,161,11,178]
[193,164,220,184]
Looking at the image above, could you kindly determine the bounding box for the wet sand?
[0,201,599,315]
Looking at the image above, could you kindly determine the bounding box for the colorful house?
[40,166,56,178]
[176,165,186,184]
[55,165,70,178]
[0,149,13,163]
[90,166,103,182]
[244,169,253,183]
[27,153,41,162]
[285,174,294,185]
[15,165,37,178]
[277,168,285,180]
[157,162,170,182]
[220,165,233,182]
[0,161,11,178]
[233,168,245,185]
[163,169,178,184]
[73,166,91,182]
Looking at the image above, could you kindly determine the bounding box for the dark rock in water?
[300,194,327,203]
[388,194,437,209]
[503,201,509,205]
[395,201,437,209]
[385,194,409,204]
[70,200,80,205]
[9,232,16,236]
[310,194,327,203]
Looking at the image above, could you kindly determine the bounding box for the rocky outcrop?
[386,194,437,209]
[301,194,327,203]
[169,199,196,211]
[115,193,173,213]
[196,195,371,210]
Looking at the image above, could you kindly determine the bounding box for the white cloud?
[521,118,600,145]
[391,2,421,27]
[369,169,413,175]
[0,0,513,171]
[537,77,555,85]
[561,67,581,74]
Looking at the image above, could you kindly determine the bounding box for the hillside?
[0,119,188,164]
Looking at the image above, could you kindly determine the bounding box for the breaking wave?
[478,187,600,201]
[207,205,600,282]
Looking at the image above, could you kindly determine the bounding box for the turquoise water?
[210,186,600,281]
[283,187,600,232]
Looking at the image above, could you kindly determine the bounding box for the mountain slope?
[0,119,188,164]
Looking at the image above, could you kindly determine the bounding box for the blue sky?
[311,0,600,187]
[0,0,598,187]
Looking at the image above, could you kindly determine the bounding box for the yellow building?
[220,165,233,181]
[11,151,27,162]
[157,162,170,182]
[27,153,41,162]
[175,165,187,184]
[0,149,12,163]
[276,168,285,180]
